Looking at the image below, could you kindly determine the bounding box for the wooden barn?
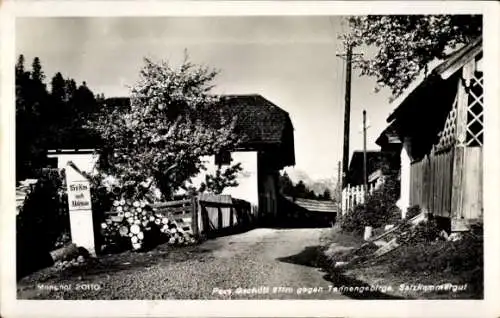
[376,36,483,231]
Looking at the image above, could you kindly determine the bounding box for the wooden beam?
[437,37,482,80]
[191,195,199,237]
[451,147,465,227]
[455,58,475,146]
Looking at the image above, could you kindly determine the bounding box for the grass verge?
[322,225,483,299]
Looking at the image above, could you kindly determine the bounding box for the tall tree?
[51,72,66,103]
[73,81,98,122]
[294,180,308,199]
[16,54,25,78]
[279,171,295,196]
[15,55,102,180]
[344,15,482,98]
[65,79,78,101]
[87,55,239,200]
[16,57,49,179]
[31,57,45,83]
[322,189,332,200]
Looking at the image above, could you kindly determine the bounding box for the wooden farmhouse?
[376,36,483,231]
[47,94,296,224]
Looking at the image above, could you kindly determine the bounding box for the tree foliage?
[88,56,239,201]
[199,163,243,195]
[343,15,482,98]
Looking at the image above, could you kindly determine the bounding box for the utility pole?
[336,160,341,200]
[340,44,352,189]
[363,110,368,203]
[336,45,362,189]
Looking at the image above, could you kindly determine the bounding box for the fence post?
[353,186,357,205]
[347,184,351,212]
[355,185,361,205]
[341,188,346,214]
[191,195,199,237]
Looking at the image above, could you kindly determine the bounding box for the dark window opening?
[46,157,58,169]
[215,151,231,166]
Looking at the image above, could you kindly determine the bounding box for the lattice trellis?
[466,71,484,146]
[434,95,458,152]
[433,69,484,152]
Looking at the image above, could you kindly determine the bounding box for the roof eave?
[433,36,483,80]
[386,36,482,124]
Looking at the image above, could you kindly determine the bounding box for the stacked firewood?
[100,199,196,251]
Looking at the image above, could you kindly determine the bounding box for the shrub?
[16,169,70,278]
[340,174,401,235]
[17,169,69,251]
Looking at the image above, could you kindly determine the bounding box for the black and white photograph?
[1,1,499,317]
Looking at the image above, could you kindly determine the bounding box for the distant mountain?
[283,167,338,196]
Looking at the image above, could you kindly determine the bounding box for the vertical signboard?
[65,162,96,256]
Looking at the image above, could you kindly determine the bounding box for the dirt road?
[18,228,348,299]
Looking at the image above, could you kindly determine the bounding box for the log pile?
[101,199,196,251]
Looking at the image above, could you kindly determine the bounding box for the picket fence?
[341,178,384,214]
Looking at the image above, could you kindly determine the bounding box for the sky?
[16,16,395,181]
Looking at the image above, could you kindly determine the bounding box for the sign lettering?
[67,181,92,211]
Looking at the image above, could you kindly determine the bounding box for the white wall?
[49,150,260,207]
[397,146,411,219]
[188,151,259,207]
[48,152,99,174]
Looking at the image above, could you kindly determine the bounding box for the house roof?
[48,95,295,166]
[98,94,294,147]
[48,127,102,151]
[375,121,401,147]
[387,36,482,123]
[215,94,293,147]
[347,150,396,185]
[102,97,131,110]
[377,37,482,161]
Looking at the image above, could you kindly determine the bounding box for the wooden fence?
[151,194,256,238]
[152,197,197,235]
[409,147,482,224]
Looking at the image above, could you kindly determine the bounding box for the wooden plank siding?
[410,147,482,225]
[198,193,235,231]
[410,149,454,217]
[461,147,483,220]
[152,199,194,234]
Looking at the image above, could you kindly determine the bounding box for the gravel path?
[18,227,348,299]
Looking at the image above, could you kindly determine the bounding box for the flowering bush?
[87,54,240,201]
